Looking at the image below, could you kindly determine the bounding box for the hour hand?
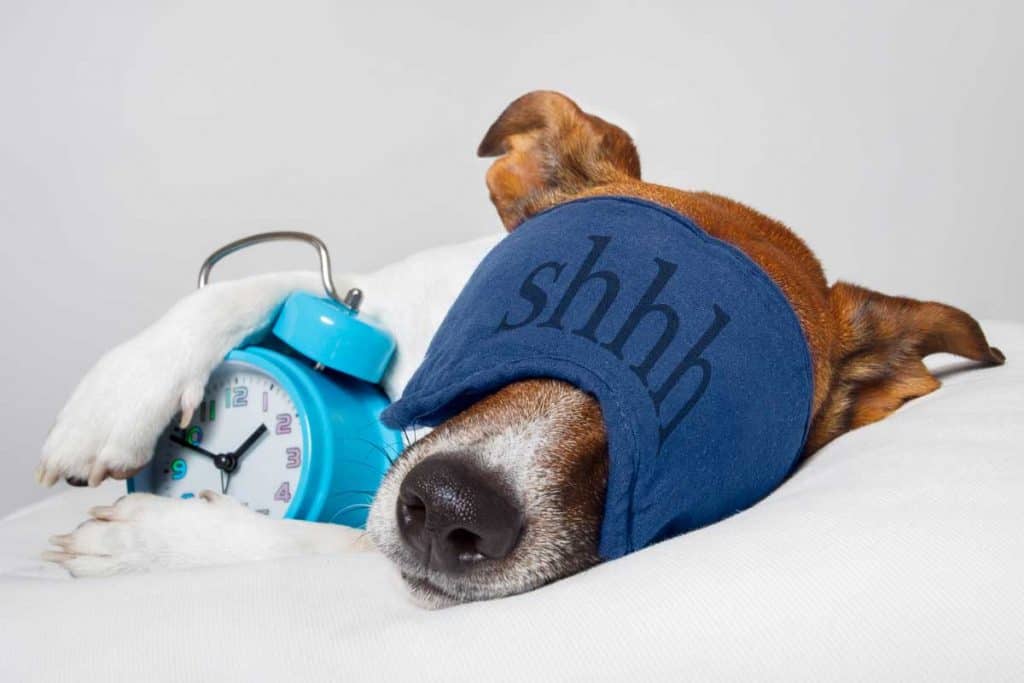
[169,432,219,459]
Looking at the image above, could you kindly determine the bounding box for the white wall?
[1,0,1020,516]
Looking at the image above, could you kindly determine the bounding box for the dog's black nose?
[397,455,523,573]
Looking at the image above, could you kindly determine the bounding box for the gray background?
[1,1,1020,516]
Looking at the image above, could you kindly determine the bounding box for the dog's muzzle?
[395,454,523,574]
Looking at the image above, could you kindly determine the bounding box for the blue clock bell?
[128,232,403,528]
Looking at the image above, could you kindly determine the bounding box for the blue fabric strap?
[383,196,813,559]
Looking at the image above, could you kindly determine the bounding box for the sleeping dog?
[39,91,1004,607]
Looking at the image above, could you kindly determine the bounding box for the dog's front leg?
[37,271,326,488]
[37,234,501,489]
[45,491,371,576]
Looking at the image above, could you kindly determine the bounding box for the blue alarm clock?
[129,232,403,528]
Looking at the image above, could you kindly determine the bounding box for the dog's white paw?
[44,491,257,576]
[37,272,323,489]
[37,331,210,488]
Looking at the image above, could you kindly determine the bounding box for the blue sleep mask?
[382,196,813,559]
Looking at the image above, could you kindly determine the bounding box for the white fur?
[42,234,500,575]
[45,491,374,576]
[366,380,599,607]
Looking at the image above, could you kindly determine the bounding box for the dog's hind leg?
[44,491,372,577]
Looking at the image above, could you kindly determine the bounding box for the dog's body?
[39,92,1003,607]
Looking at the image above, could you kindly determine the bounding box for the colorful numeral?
[232,386,248,407]
[262,391,268,412]
[170,458,187,480]
[274,481,292,503]
[185,425,203,445]
[275,413,292,435]
[286,447,301,469]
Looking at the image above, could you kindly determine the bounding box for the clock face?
[139,360,306,518]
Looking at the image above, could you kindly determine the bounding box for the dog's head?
[366,92,643,607]
[366,90,1005,607]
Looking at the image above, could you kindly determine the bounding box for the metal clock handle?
[197,231,362,312]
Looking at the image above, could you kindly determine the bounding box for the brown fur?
[475,90,1005,458]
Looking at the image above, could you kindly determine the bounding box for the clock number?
[170,458,187,480]
[274,481,292,503]
[232,386,248,407]
[200,400,216,422]
[275,413,292,435]
[185,425,203,445]
[286,447,301,469]
[262,391,268,412]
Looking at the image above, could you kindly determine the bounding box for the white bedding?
[2,320,1022,681]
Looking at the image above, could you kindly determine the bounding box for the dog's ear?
[478,91,641,230]
[808,282,1005,451]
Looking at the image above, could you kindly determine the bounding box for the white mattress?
[2,321,1022,681]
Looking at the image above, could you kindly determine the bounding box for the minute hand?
[233,424,268,459]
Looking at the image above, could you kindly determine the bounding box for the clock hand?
[170,432,238,474]
[221,424,267,496]
[232,424,268,459]
[169,433,220,460]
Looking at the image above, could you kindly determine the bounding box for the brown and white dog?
[39,92,1003,607]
